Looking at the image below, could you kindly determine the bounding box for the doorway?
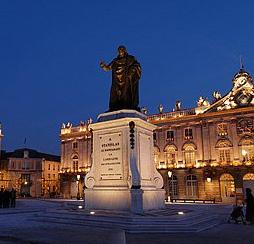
[243,173,254,198]
[220,173,235,203]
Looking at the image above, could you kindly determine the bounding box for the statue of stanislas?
[100,46,141,112]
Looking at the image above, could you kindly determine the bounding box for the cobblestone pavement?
[0,199,253,244]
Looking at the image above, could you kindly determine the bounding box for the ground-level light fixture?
[78,205,83,209]
[178,211,184,215]
[90,211,95,215]
[168,171,172,178]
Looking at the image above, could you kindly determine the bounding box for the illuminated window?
[164,145,177,168]
[186,175,198,197]
[217,123,228,137]
[219,149,231,164]
[243,173,254,180]
[166,130,174,141]
[169,175,178,197]
[184,128,193,140]
[216,140,232,165]
[184,145,196,167]
[240,138,254,164]
[220,174,235,198]
[72,155,79,172]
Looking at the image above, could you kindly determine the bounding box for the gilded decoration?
[237,119,254,134]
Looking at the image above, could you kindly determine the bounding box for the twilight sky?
[0,0,254,155]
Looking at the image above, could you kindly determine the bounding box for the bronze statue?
[100,46,141,112]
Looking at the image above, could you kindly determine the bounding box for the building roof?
[148,68,254,124]
[1,148,60,162]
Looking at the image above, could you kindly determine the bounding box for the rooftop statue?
[100,46,141,112]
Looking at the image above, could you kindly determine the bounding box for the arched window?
[216,140,232,165]
[164,145,177,168]
[169,175,178,198]
[243,173,254,180]
[186,175,198,197]
[72,155,79,172]
[183,144,196,167]
[239,138,254,165]
[220,173,235,198]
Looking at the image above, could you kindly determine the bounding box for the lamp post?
[242,149,247,163]
[76,174,80,200]
[168,171,172,202]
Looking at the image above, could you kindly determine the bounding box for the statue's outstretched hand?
[100,61,111,71]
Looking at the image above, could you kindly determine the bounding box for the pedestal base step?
[30,207,221,233]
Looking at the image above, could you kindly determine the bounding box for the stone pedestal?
[85,110,165,213]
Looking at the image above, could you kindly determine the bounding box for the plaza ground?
[0,199,253,244]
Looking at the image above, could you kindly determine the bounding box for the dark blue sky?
[0,0,254,155]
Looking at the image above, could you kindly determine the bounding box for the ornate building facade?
[149,68,254,204]
[60,121,92,198]
[60,68,254,203]
[0,148,60,197]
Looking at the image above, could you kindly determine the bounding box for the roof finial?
[240,55,244,71]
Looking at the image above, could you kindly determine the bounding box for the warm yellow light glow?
[232,161,241,166]
[211,162,219,167]
[242,149,247,156]
[77,174,80,180]
[24,181,28,185]
[206,177,212,183]
[168,171,172,178]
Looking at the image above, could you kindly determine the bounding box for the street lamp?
[76,174,80,200]
[242,149,247,162]
[168,171,172,202]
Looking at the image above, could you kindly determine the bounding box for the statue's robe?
[109,54,141,112]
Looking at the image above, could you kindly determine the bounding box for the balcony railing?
[148,108,196,122]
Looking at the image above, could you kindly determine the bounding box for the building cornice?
[149,106,254,126]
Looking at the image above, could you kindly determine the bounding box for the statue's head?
[118,45,127,57]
